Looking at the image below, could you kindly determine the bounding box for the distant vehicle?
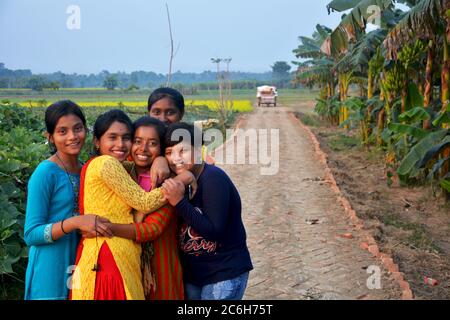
[256,85,278,107]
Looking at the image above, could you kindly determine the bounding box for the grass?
[366,147,385,162]
[0,88,316,105]
[295,112,322,127]
[327,134,360,151]
[378,213,441,253]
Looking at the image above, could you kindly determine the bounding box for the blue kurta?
[24,160,80,300]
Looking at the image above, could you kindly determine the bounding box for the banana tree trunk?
[340,72,352,129]
[364,70,374,145]
[338,74,344,125]
[360,119,369,147]
[441,40,449,114]
[342,83,348,128]
[441,31,450,178]
[401,79,408,114]
[376,108,385,146]
[368,70,374,100]
[423,42,434,130]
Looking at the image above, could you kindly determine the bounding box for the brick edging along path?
[291,112,414,300]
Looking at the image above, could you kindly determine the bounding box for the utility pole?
[223,58,232,100]
[211,57,233,134]
[211,58,224,107]
[166,3,174,87]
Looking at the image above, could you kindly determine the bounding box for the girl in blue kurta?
[25,161,81,299]
[24,100,111,300]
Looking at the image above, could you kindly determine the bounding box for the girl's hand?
[77,214,113,238]
[161,178,186,206]
[173,171,198,199]
[150,156,171,189]
[173,170,195,185]
[133,211,147,223]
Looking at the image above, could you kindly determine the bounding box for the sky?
[0,0,344,74]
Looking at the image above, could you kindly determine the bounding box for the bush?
[0,104,49,298]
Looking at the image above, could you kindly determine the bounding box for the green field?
[0,88,319,106]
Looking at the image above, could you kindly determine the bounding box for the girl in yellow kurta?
[71,154,167,300]
[71,110,167,300]
[71,110,196,300]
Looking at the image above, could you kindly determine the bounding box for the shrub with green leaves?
[0,104,48,277]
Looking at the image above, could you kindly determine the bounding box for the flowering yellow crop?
[185,100,253,112]
[76,101,146,107]
[18,99,254,112]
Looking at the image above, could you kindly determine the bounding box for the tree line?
[0,62,294,90]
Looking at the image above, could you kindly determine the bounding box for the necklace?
[55,153,99,272]
[55,152,80,216]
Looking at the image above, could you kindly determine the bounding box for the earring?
[48,142,56,154]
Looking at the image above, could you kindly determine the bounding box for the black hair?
[93,109,133,155]
[45,100,86,135]
[165,122,203,149]
[133,116,167,154]
[147,87,185,115]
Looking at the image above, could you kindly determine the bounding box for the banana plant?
[340,96,371,143]
[322,0,395,57]
[383,0,450,180]
[293,25,336,99]
[294,0,450,194]
[315,94,341,124]
[397,129,449,180]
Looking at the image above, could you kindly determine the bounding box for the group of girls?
[24,88,252,300]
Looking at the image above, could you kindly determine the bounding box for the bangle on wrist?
[61,219,69,235]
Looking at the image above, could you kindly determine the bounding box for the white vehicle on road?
[257,85,278,107]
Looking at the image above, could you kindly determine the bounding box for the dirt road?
[214,106,402,300]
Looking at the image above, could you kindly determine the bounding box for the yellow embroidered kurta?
[71,155,165,300]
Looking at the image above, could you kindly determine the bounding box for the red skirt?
[71,239,127,300]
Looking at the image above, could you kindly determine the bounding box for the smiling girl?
[24,100,111,300]
[105,116,184,300]
[71,110,192,300]
[161,122,253,300]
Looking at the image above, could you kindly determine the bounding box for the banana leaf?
[426,156,450,180]
[388,123,429,139]
[327,0,363,13]
[405,83,424,111]
[398,106,430,123]
[349,29,388,68]
[384,0,446,59]
[397,129,448,178]
[440,179,450,192]
[432,110,450,127]
[381,127,394,143]
[323,0,394,56]
[417,135,450,167]
[370,104,385,118]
